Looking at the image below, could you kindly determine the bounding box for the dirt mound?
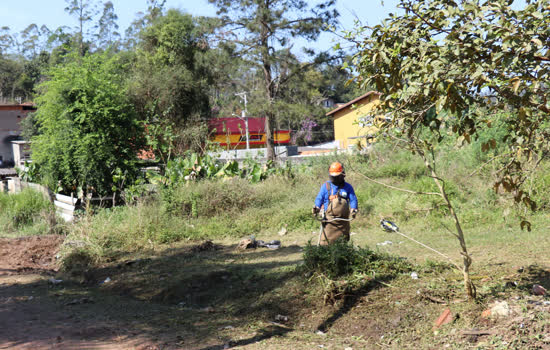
[0,235,64,273]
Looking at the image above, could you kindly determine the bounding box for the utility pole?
[235,92,249,150]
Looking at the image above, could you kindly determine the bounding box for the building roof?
[0,168,17,177]
[0,103,37,111]
[208,117,267,134]
[325,91,380,117]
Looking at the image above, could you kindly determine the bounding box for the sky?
[0,0,401,54]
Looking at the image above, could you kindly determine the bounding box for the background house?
[209,117,291,150]
[0,103,35,167]
[326,91,381,149]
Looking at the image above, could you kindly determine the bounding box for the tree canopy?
[353,0,550,210]
[350,0,550,300]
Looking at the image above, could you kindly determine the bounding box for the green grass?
[59,139,549,270]
[5,139,550,349]
[0,188,57,237]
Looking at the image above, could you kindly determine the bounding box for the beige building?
[0,103,35,166]
[326,92,382,149]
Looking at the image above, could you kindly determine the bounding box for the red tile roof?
[325,91,380,117]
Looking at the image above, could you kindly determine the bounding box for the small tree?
[350,0,550,300]
[32,52,144,196]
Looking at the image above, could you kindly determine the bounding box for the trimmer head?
[380,219,399,232]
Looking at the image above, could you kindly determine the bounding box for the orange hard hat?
[328,162,344,176]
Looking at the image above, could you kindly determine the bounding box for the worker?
[312,162,358,245]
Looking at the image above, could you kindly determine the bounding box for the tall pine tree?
[209,0,339,159]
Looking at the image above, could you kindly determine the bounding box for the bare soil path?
[2,234,549,349]
[0,235,159,350]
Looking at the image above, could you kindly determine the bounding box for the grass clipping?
[302,240,412,304]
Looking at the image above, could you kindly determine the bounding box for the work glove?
[351,209,358,219]
[312,206,320,215]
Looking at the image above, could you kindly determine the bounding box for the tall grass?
[61,137,548,263]
[62,173,322,261]
[0,188,57,236]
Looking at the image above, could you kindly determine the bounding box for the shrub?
[31,52,144,196]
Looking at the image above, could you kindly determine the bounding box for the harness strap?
[327,181,339,201]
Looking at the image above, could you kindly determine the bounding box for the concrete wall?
[332,95,380,149]
[0,108,28,165]
[212,146,298,161]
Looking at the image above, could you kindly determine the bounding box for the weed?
[0,188,57,236]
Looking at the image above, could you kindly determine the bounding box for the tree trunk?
[260,5,275,161]
[422,155,476,300]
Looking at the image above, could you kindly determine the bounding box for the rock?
[433,308,453,329]
[316,330,326,336]
[278,227,288,236]
[490,301,511,317]
[102,277,111,284]
[411,272,419,279]
[377,241,393,246]
[48,278,63,285]
[275,314,289,322]
[532,284,547,296]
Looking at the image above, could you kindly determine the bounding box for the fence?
[1,178,114,222]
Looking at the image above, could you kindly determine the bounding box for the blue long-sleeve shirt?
[315,181,358,210]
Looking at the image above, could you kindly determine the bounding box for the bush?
[31,52,144,196]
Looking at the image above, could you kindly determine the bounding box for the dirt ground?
[0,235,160,350]
[1,235,550,350]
